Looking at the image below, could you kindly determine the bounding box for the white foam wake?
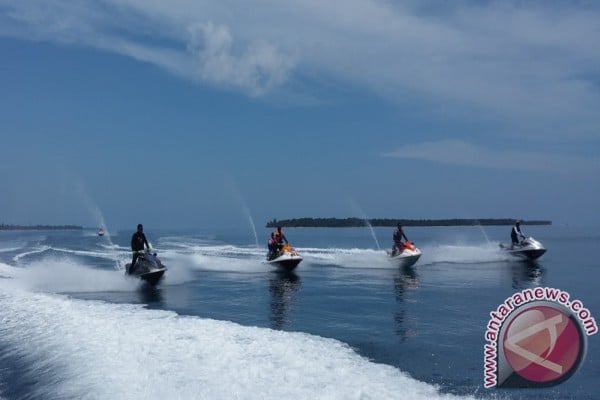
[299,247,392,269]
[419,242,509,265]
[0,283,472,400]
[0,246,23,253]
[12,245,51,262]
[0,259,138,292]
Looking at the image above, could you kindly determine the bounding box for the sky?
[0,0,599,231]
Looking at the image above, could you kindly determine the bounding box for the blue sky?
[1,0,598,230]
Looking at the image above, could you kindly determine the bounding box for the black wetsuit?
[131,231,150,272]
[393,228,408,249]
[511,225,523,245]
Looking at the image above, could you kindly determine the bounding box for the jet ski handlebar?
[133,249,156,255]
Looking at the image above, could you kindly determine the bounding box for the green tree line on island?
[0,224,83,230]
[266,218,552,228]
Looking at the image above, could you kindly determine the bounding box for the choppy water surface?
[0,225,598,399]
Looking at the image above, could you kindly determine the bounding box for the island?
[266,218,551,228]
[0,224,83,231]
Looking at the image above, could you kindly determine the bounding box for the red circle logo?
[503,305,581,383]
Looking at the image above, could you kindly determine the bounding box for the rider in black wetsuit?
[511,220,525,247]
[392,223,409,254]
[130,224,150,273]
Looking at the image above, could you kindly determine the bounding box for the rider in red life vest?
[274,226,289,248]
[392,223,409,255]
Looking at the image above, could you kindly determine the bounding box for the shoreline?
[266,218,552,228]
[0,224,83,231]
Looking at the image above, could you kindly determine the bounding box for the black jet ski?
[125,251,167,285]
[500,237,546,260]
[266,244,302,271]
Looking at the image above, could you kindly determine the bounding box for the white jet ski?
[266,244,302,271]
[499,237,546,260]
[388,241,422,267]
[125,250,167,285]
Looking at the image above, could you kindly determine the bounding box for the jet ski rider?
[511,220,526,248]
[392,223,409,255]
[274,226,289,250]
[130,223,151,274]
[267,233,279,260]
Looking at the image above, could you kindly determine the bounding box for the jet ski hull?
[139,268,166,285]
[266,245,302,271]
[125,252,167,286]
[500,237,547,261]
[390,251,422,268]
[267,257,302,271]
[501,247,546,260]
[389,242,422,267]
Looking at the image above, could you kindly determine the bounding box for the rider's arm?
[143,234,151,250]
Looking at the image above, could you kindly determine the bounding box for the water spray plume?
[476,221,491,244]
[224,176,259,248]
[75,180,121,270]
[348,198,381,250]
[242,203,260,248]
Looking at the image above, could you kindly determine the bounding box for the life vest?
[273,229,284,243]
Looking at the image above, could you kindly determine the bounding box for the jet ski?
[98,228,105,237]
[125,250,167,285]
[388,241,422,268]
[266,244,302,271]
[499,237,546,260]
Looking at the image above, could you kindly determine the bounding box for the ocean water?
[0,225,598,399]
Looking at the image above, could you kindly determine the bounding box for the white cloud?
[1,1,599,138]
[382,139,599,174]
[0,1,295,96]
[186,22,294,96]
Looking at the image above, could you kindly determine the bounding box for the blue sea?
[0,225,598,399]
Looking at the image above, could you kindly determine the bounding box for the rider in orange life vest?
[273,226,289,249]
[392,223,409,254]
